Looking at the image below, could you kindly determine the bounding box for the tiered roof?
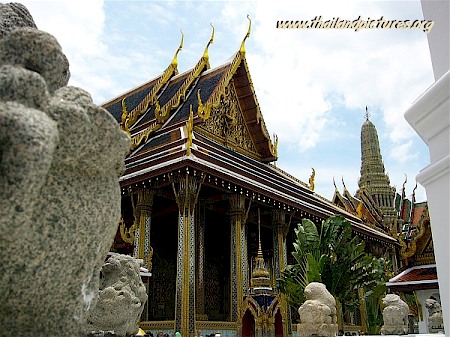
[103,22,397,246]
[386,264,438,291]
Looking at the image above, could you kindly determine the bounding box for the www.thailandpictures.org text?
[276,16,435,33]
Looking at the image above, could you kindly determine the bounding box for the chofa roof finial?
[240,15,252,55]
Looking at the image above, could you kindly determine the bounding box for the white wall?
[405,0,450,334]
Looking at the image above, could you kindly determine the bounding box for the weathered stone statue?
[426,298,445,333]
[297,282,338,337]
[380,294,409,335]
[0,2,37,38]
[0,5,130,337]
[85,254,148,336]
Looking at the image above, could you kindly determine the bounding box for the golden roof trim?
[130,121,162,151]
[155,26,215,123]
[197,17,252,121]
[240,15,251,55]
[121,32,184,132]
[195,19,276,160]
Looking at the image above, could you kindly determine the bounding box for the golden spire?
[202,23,215,61]
[240,15,251,55]
[171,30,184,69]
[251,208,271,289]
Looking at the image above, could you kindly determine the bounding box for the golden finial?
[333,177,338,191]
[412,181,418,202]
[342,176,348,191]
[240,15,251,55]
[170,29,184,68]
[272,133,278,157]
[401,174,407,198]
[309,168,315,191]
[121,98,129,131]
[186,105,194,156]
[202,23,215,61]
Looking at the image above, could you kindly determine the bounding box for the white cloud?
[243,1,434,155]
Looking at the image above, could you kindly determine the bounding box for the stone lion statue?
[425,298,444,333]
[85,253,148,336]
[0,11,130,337]
[298,282,338,337]
[380,294,409,335]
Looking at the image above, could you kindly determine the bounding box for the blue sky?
[21,0,435,201]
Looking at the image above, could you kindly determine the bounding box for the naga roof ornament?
[196,16,252,121]
[120,31,184,132]
[155,24,215,123]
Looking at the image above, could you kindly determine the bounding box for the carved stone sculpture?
[85,254,148,336]
[426,298,445,333]
[297,282,338,337]
[380,294,409,335]
[0,9,130,337]
[0,2,37,38]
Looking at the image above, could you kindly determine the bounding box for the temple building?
[103,23,399,337]
[331,111,440,334]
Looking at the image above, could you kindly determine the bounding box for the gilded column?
[229,194,248,324]
[196,200,207,320]
[272,209,291,337]
[132,189,154,267]
[358,287,368,333]
[172,174,203,337]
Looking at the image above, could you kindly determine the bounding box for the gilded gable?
[197,82,258,159]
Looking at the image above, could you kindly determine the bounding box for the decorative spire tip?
[170,30,184,68]
[240,15,252,54]
[365,106,370,121]
[202,23,215,60]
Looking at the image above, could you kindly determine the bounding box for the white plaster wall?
[421,0,450,80]
[405,1,450,334]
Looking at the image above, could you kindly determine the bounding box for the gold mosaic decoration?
[198,84,258,158]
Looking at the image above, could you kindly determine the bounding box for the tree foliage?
[278,215,387,311]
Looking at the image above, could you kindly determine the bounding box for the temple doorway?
[275,309,283,337]
[242,309,255,337]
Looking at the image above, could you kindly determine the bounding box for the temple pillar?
[358,287,368,333]
[172,174,203,337]
[196,200,207,320]
[272,209,290,337]
[132,189,154,267]
[229,194,248,328]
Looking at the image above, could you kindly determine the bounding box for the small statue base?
[297,323,338,337]
[380,324,408,335]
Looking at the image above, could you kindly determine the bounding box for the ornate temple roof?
[386,264,438,291]
[103,24,398,246]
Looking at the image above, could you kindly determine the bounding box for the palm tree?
[278,215,387,330]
